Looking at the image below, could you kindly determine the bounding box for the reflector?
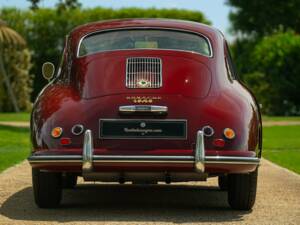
[213,138,225,147]
[60,137,71,145]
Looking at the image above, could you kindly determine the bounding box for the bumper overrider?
[28,130,260,174]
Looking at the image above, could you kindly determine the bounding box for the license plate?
[99,119,187,139]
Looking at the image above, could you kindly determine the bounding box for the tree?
[227,0,300,115]
[0,48,33,112]
[250,32,300,115]
[226,0,300,36]
[227,0,300,36]
[0,20,26,112]
[27,0,41,10]
[56,0,81,11]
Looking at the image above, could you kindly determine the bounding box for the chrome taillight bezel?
[202,125,214,137]
[71,124,84,136]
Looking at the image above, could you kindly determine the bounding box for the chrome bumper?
[28,130,260,173]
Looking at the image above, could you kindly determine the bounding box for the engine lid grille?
[126,57,162,88]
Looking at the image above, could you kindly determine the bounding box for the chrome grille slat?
[126,57,162,88]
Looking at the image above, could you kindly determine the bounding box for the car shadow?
[0,184,250,223]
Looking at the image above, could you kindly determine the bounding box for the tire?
[218,175,228,191]
[62,173,77,189]
[227,169,258,210]
[32,168,62,208]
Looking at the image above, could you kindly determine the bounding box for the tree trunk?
[0,50,20,112]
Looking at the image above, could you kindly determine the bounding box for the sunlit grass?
[263,125,300,174]
[0,112,30,122]
[0,125,30,172]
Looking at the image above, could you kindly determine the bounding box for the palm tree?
[0,19,26,112]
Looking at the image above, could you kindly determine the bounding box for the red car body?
[28,19,262,209]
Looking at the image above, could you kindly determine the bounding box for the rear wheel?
[32,168,62,208]
[227,169,258,210]
[218,175,228,191]
[62,173,77,189]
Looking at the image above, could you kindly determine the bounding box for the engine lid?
[75,50,212,99]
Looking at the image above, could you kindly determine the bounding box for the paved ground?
[0,121,29,128]
[0,159,299,225]
[263,121,300,127]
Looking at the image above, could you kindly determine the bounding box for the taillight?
[51,127,63,138]
[223,128,236,140]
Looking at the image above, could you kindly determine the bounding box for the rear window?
[78,29,212,57]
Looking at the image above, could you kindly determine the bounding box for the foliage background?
[227,0,300,115]
[0,46,32,112]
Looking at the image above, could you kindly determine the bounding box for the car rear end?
[29,24,261,209]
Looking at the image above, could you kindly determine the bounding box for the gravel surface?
[0,159,299,225]
[262,121,300,126]
[0,122,29,128]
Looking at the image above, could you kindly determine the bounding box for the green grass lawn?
[0,125,30,172]
[0,112,30,122]
[263,125,300,174]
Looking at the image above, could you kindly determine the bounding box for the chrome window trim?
[76,27,213,58]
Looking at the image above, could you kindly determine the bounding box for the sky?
[0,0,233,39]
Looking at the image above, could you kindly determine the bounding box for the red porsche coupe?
[28,19,262,210]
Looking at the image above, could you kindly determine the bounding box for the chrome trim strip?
[93,160,192,164]
[93,155,194,160]
[82,129,93,172]
[76,27,213,58]
[29,160,82,164]
[28,155,260,165]
[195,130,205,172]
[28,155,82,160]
[99,118,187,140]
[205,161,259,165]
[205,156,260,165]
